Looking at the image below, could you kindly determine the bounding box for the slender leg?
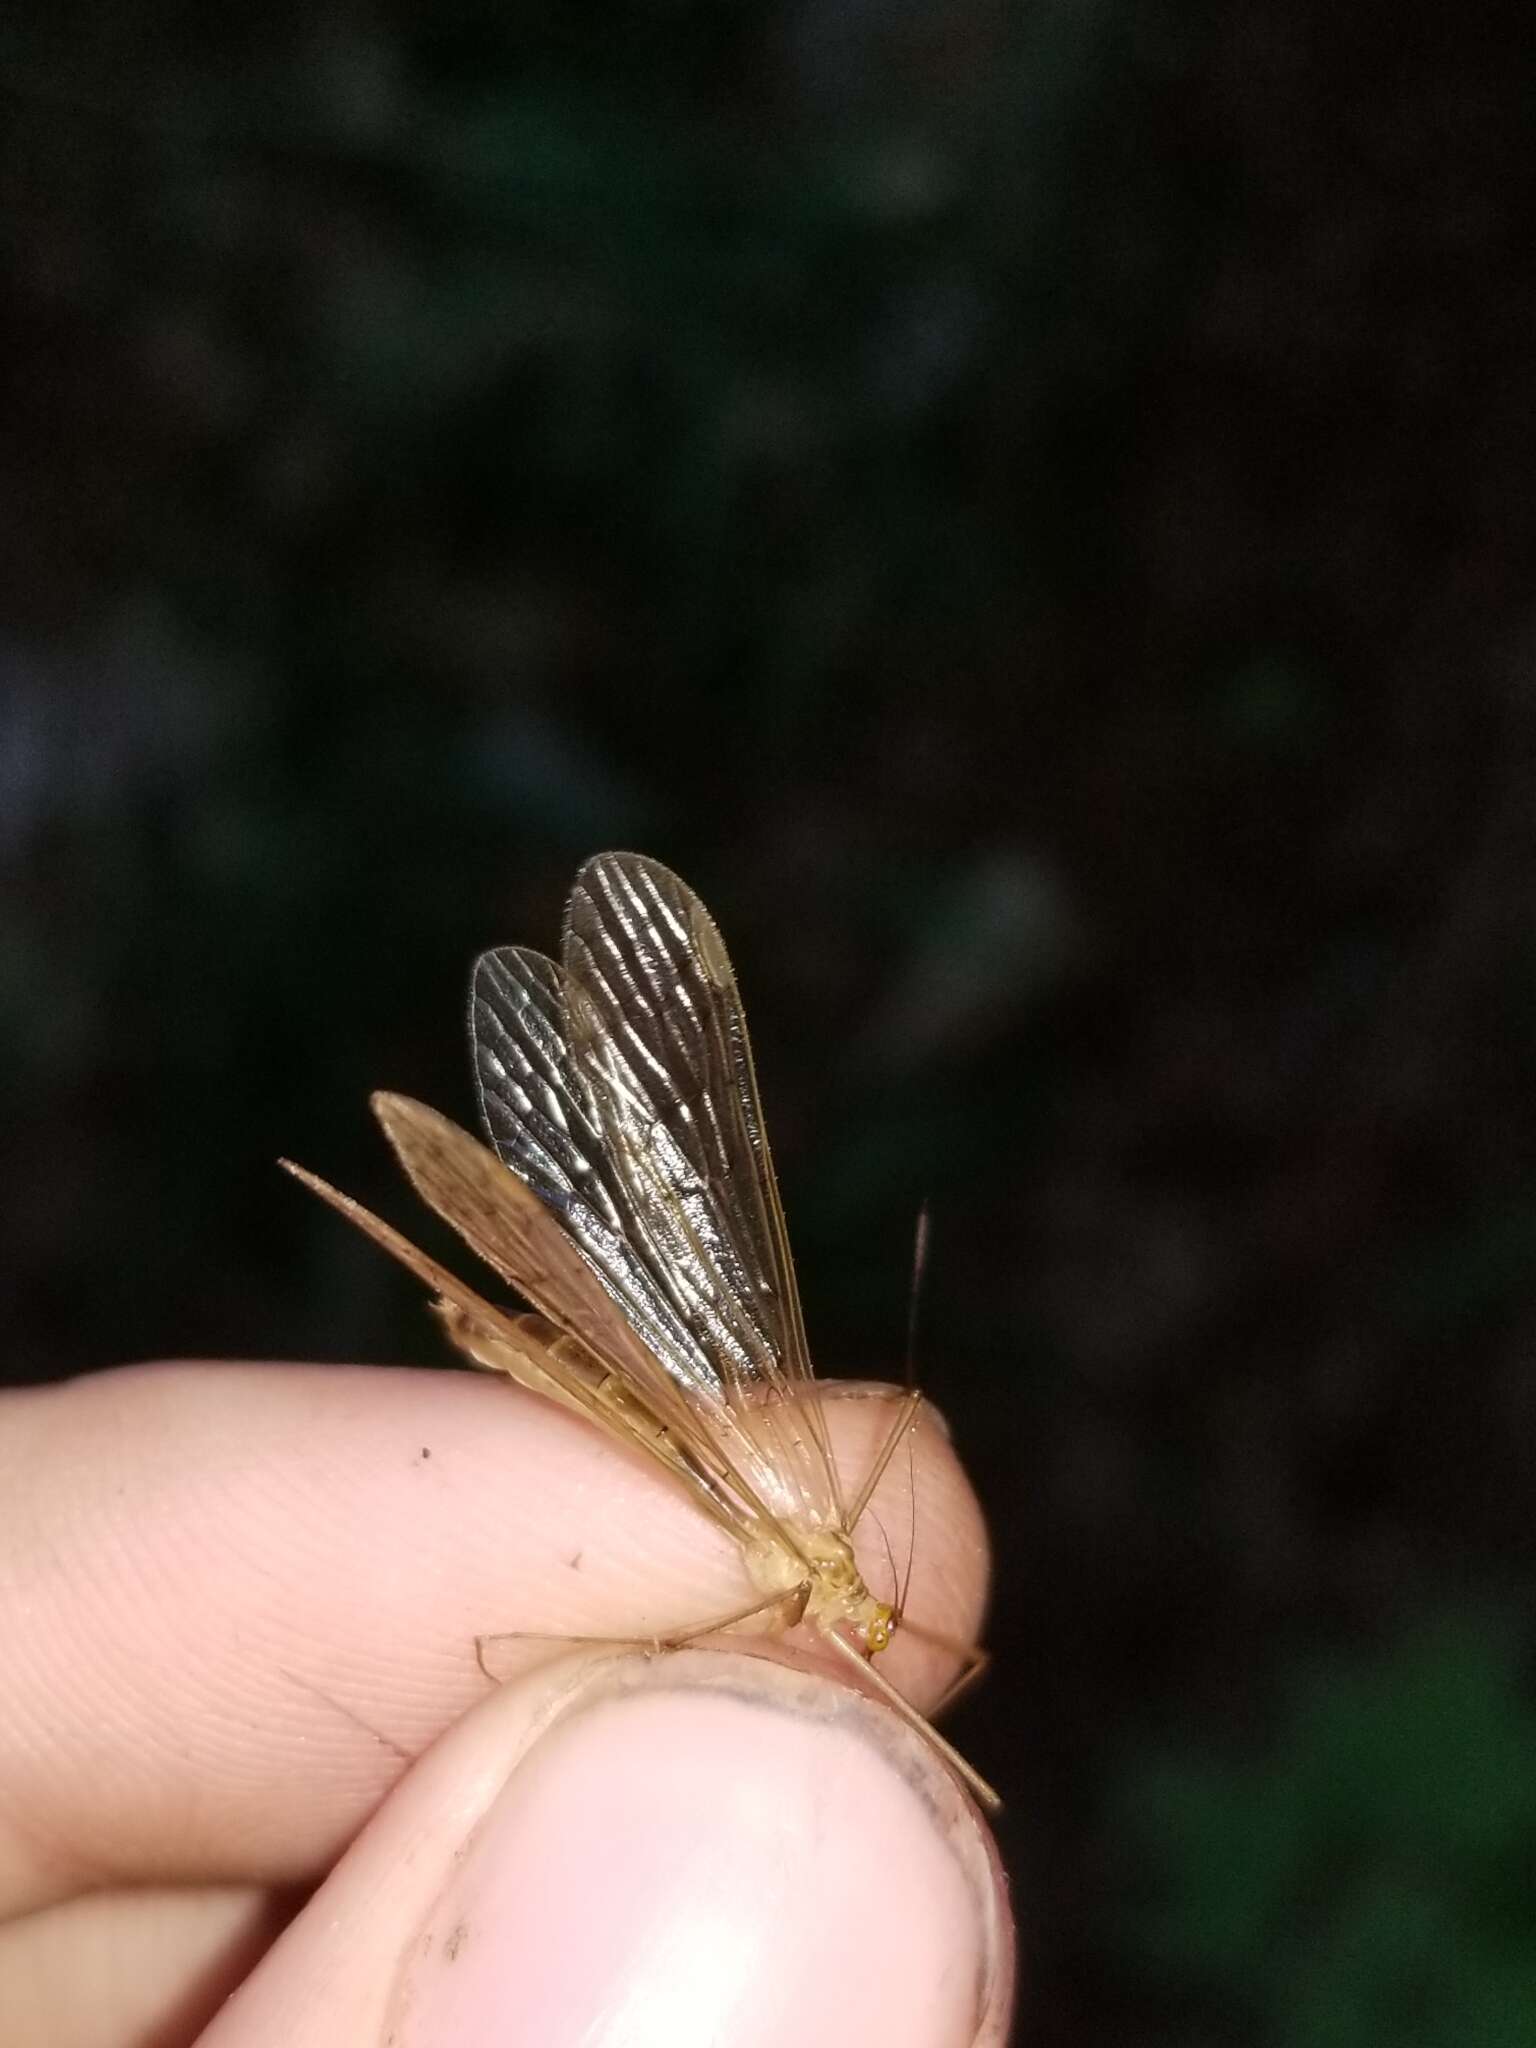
[474,1585,810,1680]
[899,1617,992,1715]
[846,1387,924,1532]
[821,1627,1001,1813]
[658,1584,811,1648]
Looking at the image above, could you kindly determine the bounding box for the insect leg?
[896,1620,992,1715]
[845,1387,924,1532]
[474,1585,810,1678]
[821,1627,1001,1812]
[651,1583,810,1649]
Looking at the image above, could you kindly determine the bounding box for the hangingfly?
[283,851,996,1809]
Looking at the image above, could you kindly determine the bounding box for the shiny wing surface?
[375,1088,804,1532]
[280,1147,746,1535]
[558,852,838,1523]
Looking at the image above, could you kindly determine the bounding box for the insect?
[283,851,996,1809]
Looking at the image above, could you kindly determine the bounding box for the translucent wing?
[470,948,729,1407]
[278,1146,751,1538]
[562,852,840,1519]
[367,1091,813,1540]
[471,855,839,1525]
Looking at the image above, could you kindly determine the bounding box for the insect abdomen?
[435,1302,743,1525]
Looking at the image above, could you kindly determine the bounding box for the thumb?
[196,1647,1014,2047]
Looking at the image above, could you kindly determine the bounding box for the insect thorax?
[743,1524,891,1648]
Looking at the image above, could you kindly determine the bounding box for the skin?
[0,1360,1014,2046]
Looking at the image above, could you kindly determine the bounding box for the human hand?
[0,1360,1013,2045]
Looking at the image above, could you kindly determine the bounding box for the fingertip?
[200,1649,1015,2047]
[818,1387,992,1711]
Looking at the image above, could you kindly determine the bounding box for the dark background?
[5,4,1536,2041]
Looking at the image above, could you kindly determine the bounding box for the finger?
[0,1360,989,1915]
[0,1885,291,2048]
[197,1647,1015,2048]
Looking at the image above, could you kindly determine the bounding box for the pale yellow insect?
[284,851,996,1809]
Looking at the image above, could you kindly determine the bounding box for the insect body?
[284,852,994,1808]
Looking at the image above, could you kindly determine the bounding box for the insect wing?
[559,852,839,1523]
[471,856,840,1526]
[280,1147,748,1534]
[370,1091,801,1532]
[469,951,745,1414]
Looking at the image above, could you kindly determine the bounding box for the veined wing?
[278,1151,745,1535]
[369,1090,815,1541]
[558,852,841,1523]
[470,947,730,1410]
[472,863,839,1527]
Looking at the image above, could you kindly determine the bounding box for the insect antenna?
[903,1198,932,1392]
[893,1200,928,1621]
[868,1506,901,1615]
[897,1418,918,1627]
[845,1202,935,1534]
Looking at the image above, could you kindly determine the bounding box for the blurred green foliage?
[1120,1613,1536,2045]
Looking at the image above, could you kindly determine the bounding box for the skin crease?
[0,1360,1013,2047]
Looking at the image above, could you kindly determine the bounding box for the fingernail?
[391,1653,1007,2047]
[819,1379,952,1439]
